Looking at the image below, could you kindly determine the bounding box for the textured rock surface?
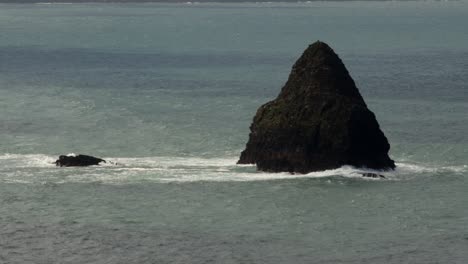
[238,41,395,173]
[55,154,106,167]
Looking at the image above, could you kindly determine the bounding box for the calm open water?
[0,1,467,263]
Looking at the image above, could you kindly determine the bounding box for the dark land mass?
[238,41,395,173]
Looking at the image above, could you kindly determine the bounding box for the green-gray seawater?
[0,2,467,263]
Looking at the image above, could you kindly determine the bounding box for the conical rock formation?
[238,41,395,173]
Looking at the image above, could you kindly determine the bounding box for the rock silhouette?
[238,41,395,173]
[55,154,106,167]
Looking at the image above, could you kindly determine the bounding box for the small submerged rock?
[238,41,395,173]
[361,173,385,179]
[55,154,106,167]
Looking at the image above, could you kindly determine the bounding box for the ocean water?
[1,1,468,263]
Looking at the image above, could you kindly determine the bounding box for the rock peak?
[279,41,365,106]
[301,40,335,58]
[238,41,395,173]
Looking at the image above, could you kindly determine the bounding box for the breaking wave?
[0,153,466,184]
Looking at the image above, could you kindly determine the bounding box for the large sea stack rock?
[238,41,395,173]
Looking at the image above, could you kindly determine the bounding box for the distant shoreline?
[0,0,454,3]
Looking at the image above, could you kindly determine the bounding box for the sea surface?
[1,1,468,263]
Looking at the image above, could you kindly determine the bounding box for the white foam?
[395,162,467,174]
[0,154,466,184]
[156,165,375,183]
[0,153,55,168]
[102,156,239,169]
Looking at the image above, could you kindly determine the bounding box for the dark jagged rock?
[55,154,106,167]
[238,41,395,173]
[361,173,385,179]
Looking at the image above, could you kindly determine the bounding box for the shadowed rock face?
[238,41,395,173]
